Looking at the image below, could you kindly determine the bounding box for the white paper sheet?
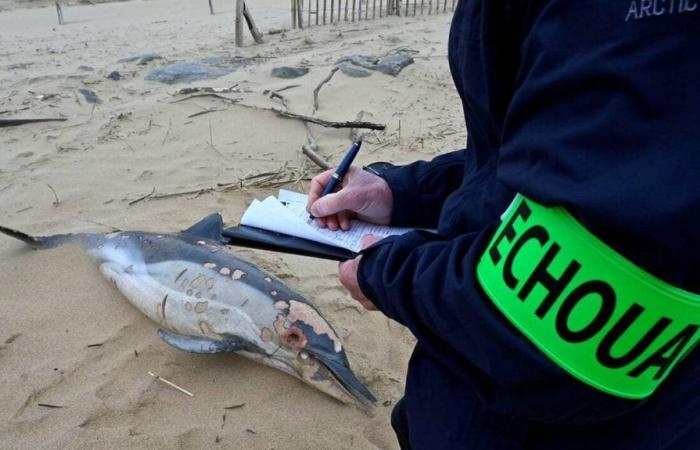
[240,189,419,252]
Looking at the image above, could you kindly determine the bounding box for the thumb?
[310,190,361,217]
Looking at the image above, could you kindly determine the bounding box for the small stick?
[171,93,239,104]
[148,371,194,397]
[187,109,221,119]
[0,118,66,128]
[47,184,60,206]
[302,144,331,170]
[208,0,214,14]
[128,187,156,205]
[242,2,264,43]
[313,66,339,113]
[162,118,172,145]
[38,403,64,409]
[225,403,247,410]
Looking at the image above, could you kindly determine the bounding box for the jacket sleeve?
[357,227,644,424]
[379,150,466,228]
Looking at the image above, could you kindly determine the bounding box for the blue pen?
[309,138,363,221]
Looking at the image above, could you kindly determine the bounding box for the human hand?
[338,234,384,311]
[307,165,393,231]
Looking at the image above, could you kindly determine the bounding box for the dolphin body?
[0,214,376,411]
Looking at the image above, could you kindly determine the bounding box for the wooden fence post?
[208,0,214,15]
[55,2,64,25]
[242,2,263,43]
[235,0,244,46]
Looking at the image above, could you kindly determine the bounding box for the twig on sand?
[148,371,194,397]
[271,107,385,130]
[172,93,385,130]
[187,109,221,119]
[162,118,172,145]
[0,118,66,128]
[46,184,60,206]
[302,145,331,170]
[38,403,64,409]
[128,187,156,205]
[173,85,239,95]
[313,67,339,113]
[171,93,239,105]
[225,403,246,410]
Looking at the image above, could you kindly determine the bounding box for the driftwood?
[172,93,385,130]
[272,108,385,130]
[0,118,66,127]
[312,66,339,113]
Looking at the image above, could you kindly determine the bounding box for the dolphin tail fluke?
[0,225,46,248]
[0,225,77,249]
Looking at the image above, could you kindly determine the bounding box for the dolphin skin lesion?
[0,214,377,412]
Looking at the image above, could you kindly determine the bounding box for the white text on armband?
[625,0,698,21]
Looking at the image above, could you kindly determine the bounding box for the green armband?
[477,195,700,399]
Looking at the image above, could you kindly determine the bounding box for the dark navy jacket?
[357,1,700,448]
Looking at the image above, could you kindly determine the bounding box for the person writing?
[307,1,700,449]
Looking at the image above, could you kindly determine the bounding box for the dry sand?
[0,1,465,448]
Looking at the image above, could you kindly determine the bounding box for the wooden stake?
[344,0,349,21]
[373,0,376,18]
[242,2,263,44]
[405,0,409,16]
[55,2,64,25]
[148,372,194,397]
[451,0,455,11]
[235,0,244,46]
[291,0,297,28]
[330,0,334,22]
[297,0,304,28]
[308,0,312,26]
[413,0,416,16]
[208,0,214,15]
[352,0,356,21]
[323,0,327,23]
[316,0,319,24]
[443,0,446,12]
[420,0,424,15]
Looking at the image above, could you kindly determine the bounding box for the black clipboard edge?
[221,225,358,262]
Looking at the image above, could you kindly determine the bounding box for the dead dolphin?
[0,214,376,411]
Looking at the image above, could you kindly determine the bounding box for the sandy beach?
[0,1,464,447]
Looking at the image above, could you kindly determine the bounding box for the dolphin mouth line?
[316,359,377,411]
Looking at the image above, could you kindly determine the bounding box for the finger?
[338,211,353,231]
[315,216,328,228]
[310,189,363,217]
[307,169,336,212]
[326,215,340,231]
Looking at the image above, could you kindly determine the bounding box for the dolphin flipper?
[158,329,255,354]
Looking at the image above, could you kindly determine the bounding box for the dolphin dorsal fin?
[182,213,224,241]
